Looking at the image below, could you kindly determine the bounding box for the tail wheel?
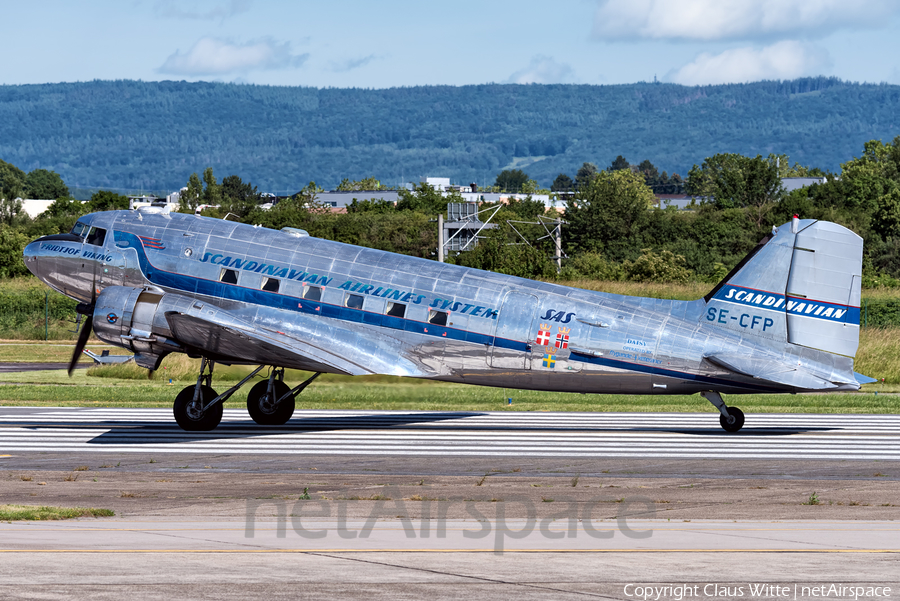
[173,385,222,431]
[247,380,294,425]
[719,406,745,433]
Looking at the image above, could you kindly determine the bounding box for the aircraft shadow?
[2,414,838,445]
[58,412,840,445]
[80,411,490,444]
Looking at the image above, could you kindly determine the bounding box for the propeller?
[68,307,93,375]
[68,254,99,376]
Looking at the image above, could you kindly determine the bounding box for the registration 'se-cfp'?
[24,208,873,432]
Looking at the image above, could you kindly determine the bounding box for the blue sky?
[2,0,899,88]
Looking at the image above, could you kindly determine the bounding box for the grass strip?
[0,380,897,413]
[0,505,115,521]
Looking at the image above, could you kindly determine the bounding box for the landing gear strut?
[701,391,745,433]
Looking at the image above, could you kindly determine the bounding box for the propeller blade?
[68,314,93,376]
[69,243,101,376]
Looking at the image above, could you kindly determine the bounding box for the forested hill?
[1,77,898,193]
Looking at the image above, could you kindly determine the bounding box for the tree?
[0,160,25,225]
[520,179,539,194]
[0,196,22,226]
[346,198,396,213]
[636,159,659,188]
[494,169,528,192]
[551,173,573,192]
[574,162,598,190]
[454,228,556,279]
[292,181,327,212]
[42,197,86,218]
[180,173,203,211]
[201,167,221,206]
[336,177,384,191]
[565,168,655,261]
[685,153,783,223]
[0,225,29,278]
[840,137,900,212]
[87,190,128,212]
[768,153,824,178]
[396,182,462,215]
[873,187,900,240]
[23,169,68,200]
[220,174,261,218]
[623,248,693,283]
[608,155,630,171]
[503,195,546,220]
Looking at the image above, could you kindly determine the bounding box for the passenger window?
[345,294,363,310]
[261,277,279,293]
[386,302,406,318]
[303,286,321,301]
[428,310,448,326]
[85,227,106,246]
[219,268,239,284]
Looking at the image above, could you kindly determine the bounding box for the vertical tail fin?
[704,219,862,357]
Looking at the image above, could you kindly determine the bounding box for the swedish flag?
[542,354,556,368]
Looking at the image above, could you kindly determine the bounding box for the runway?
[1,407,899,459]
[2,518,899,553]
[2,407,898,600]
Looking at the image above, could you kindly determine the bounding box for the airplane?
[22,205,874,432]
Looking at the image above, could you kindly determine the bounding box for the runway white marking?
[0,408,899,459]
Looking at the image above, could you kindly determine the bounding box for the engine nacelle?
[93,286,194,369]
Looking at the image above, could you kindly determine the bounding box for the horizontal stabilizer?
[704,353,838,390]
[854,372,878,385]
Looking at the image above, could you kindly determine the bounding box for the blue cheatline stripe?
[113,231,785,392]
[713,284,861,324]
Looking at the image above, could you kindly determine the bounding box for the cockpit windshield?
[70,221,107,246]
[71,222,89,238]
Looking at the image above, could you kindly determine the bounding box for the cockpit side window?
[85,227,107,246]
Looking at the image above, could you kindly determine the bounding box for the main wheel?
[719,406,745,433]
[247,380,294,425]
[173,385,222,431]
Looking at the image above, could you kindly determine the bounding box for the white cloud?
[159,38,309,76]
[330,55,378,73]
[155,0,251,21]
[668,40,832,85]
[593,0,898,41]
[507,56,576,84]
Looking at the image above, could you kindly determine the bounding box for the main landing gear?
[701,391,745,433]
[172,358,322,431]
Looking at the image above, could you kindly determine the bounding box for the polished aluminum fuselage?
[24,209,859,396]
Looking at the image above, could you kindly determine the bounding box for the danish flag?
[535,324,552,346]
[555,327,570,349]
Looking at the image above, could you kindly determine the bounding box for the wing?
[164,307,437,378]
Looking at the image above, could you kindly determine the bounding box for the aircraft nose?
[22,239,43,279]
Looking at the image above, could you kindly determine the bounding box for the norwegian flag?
[535,329,551,346]
[555,333,569,349]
